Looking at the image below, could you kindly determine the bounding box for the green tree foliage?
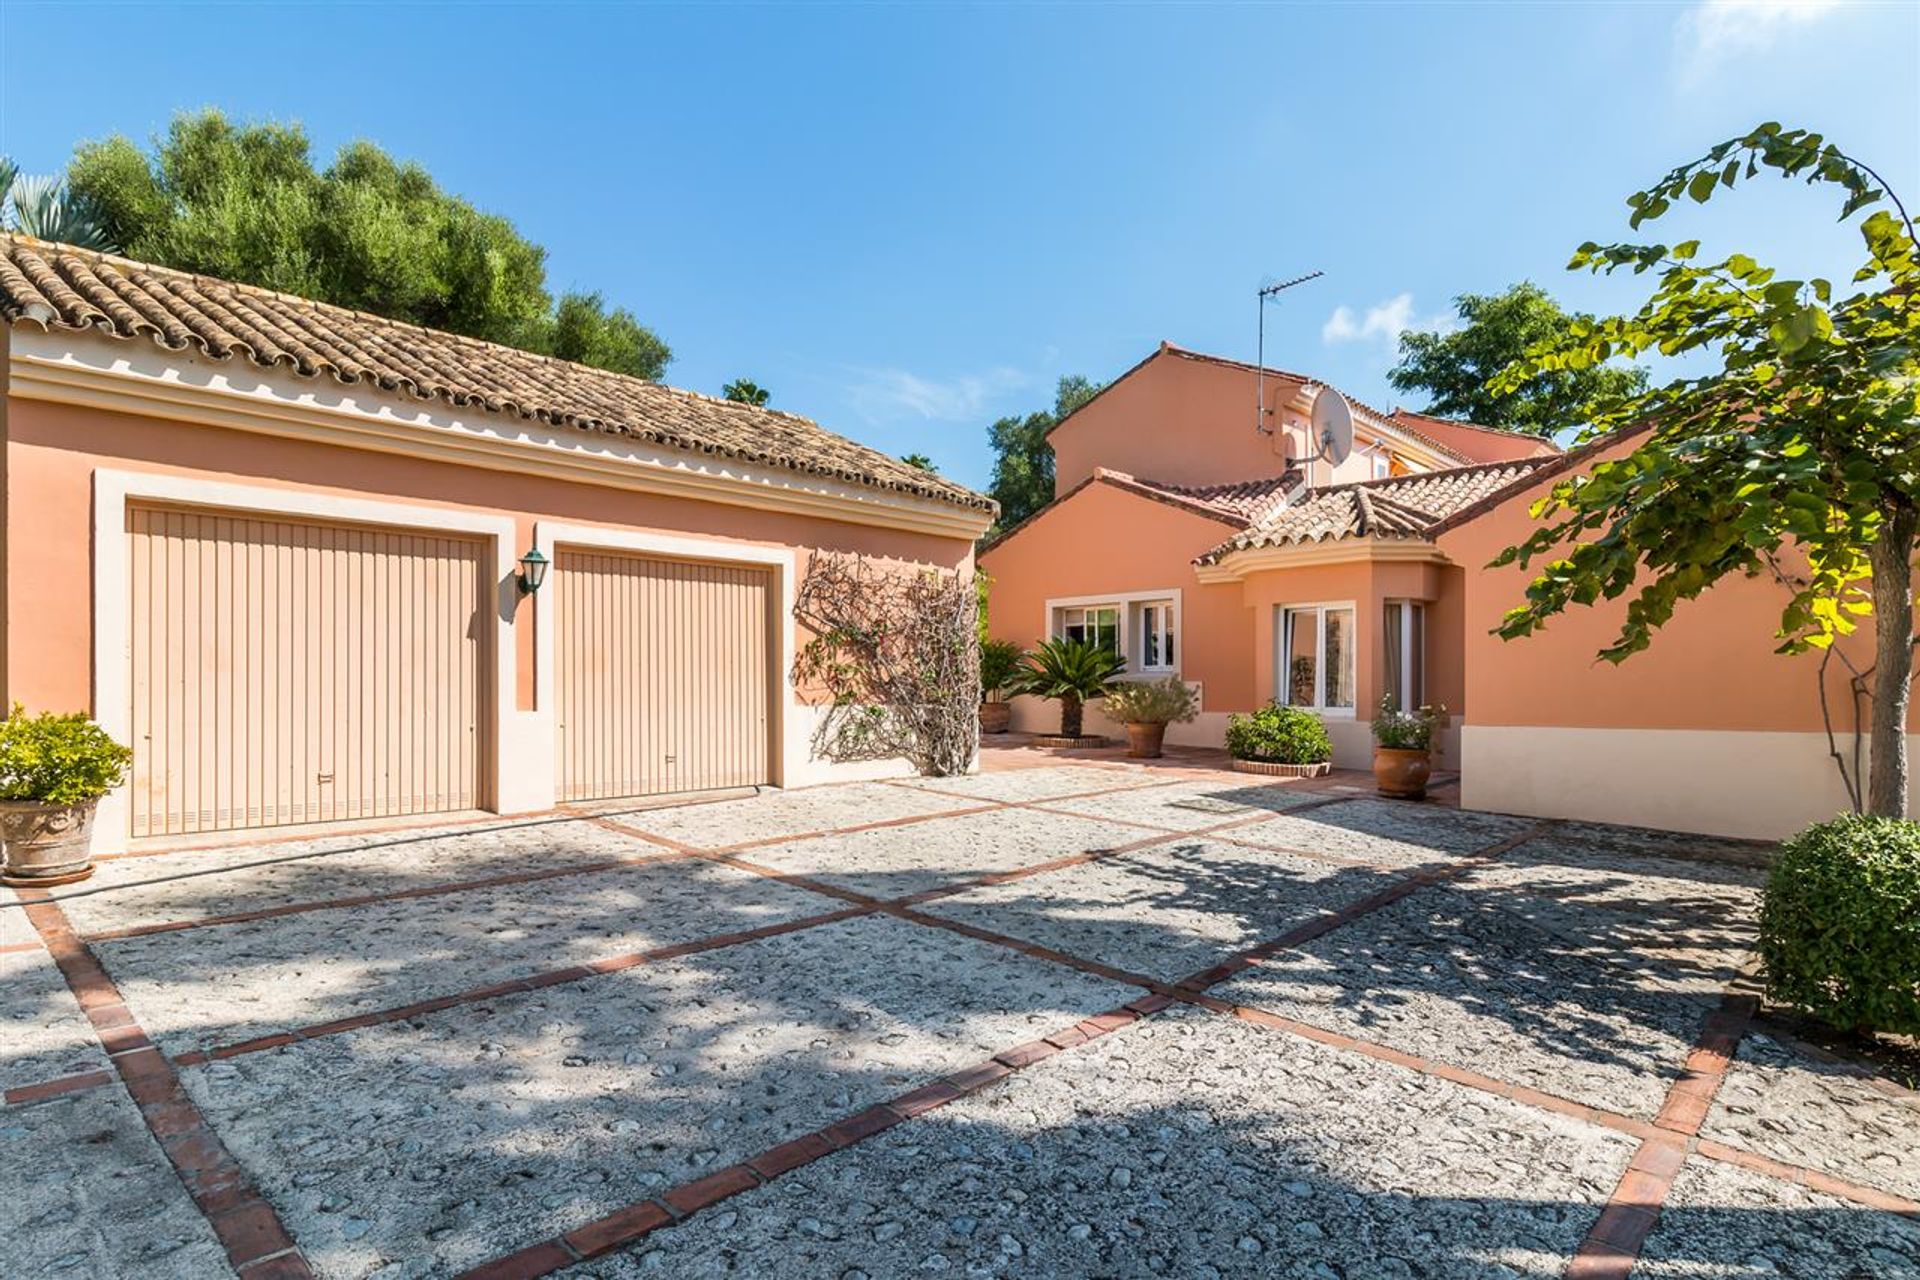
[0,704,133,805]
[1224,703,1332,765]
[900,452,938,473]
[65,111,669,379]
[986,375,1101,536]
[723,378,770,406]
[1388,282,1647,437]
[1,156,116,250]
[1491,124,1920,816]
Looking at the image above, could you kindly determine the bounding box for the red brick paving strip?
[2,1067,117,1107]
[13,888,315,1277]
[448,999,1157,1280]
[1563,968,1765,1280]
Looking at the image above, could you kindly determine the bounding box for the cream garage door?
[555,549,774,801]
[128,505,487,838]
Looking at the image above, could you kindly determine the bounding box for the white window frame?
[1137,601,1176,673]
[1044,589,1183,678]
[1383,599,1426,711]
[1371,451,1393,480]
[1276,600,1357,717]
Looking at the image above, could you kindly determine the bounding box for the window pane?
[1383,603,1404,711]
[1325,607,1355,708]
[1285,609,1317,707]
[1141,606,1160,667]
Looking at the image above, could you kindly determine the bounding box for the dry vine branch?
[791,553,980,776]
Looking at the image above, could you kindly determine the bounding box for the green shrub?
[1225,702,1331,765]
[1102,676,1199,726]
[979,639,1025,701]
[0,705,133,805]
[1759,814,1920,1036]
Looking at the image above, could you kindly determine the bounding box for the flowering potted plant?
[1100,676,1199,759]
[978,639,1025,735]
[1371,696,1445,799]
[0,706,133,886]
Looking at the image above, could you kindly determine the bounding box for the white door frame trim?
[91,468,522,851]
[534,522,798,792]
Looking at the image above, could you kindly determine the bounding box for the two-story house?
[980,341,1562,768]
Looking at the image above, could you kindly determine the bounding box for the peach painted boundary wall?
[5,331,983,851]
[1437,435,1919,839]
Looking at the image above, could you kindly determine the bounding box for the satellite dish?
[1310,388,1354,468]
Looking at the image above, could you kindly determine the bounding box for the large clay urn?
[1372,747,1431,800]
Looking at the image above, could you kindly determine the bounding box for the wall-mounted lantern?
[516,547,550,595]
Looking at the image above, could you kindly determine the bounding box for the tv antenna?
[1254,270,1323,437]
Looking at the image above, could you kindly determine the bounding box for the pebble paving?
[739,806,1155,900]
[603,782,981,849]
[920,838,1389,983]
[575,1006,1637,1279]
[1209,884,1713,1118]
[0,944,106,1091]
[3,761,1914,1280]
[1227,798,1535,868]
[96,856,835,1056]
[176,913,1134,1278]
[1038,778,1334,830]
[60,819,665,936]
[0,1081,230,1277]
[1632,1156,1920,1278]
[1701,1030,1920,1202]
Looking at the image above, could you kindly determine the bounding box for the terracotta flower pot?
[1125,722,1167,759]
[979,701,1012,735]
[1372,747,1431,800]
[0,798,99,886]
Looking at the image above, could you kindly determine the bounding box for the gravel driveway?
[3,760,1914,1280]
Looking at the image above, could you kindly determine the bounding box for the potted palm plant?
[0,705,133,886]
[978,639,1025,735]
[1101,676,1200,758]
[1372,696,1446,799]
[1015,638,1125,746]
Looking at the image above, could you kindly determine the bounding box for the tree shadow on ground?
[3,777,1909,1280]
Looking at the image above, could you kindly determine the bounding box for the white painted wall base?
[782,702,938,787]
[1461,725,1920,841]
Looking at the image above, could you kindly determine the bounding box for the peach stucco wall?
[2,397,972,722]
[979,481,1256,713]
[1435,445,1907,738]
[1051,354,1302,494]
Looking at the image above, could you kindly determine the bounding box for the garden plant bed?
[1231,757,1333,778]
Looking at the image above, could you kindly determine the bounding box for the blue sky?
[3,2,1915,490]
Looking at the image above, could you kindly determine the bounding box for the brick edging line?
[1563,967,1764,1280]
[13,889,315,1277]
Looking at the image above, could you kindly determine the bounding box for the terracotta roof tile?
[0,235,994,514]
[1194,458,1554,564]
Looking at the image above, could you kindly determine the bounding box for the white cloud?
[842,365,1033,424]
[1322,293,1449,348]
[1675,0,1841,85]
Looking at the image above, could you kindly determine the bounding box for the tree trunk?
[1060,694,1083,739]
[1866,503,1917,818]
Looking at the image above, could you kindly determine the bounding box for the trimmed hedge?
[1225,703,1332,765]
[1759,813,1920,1036]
